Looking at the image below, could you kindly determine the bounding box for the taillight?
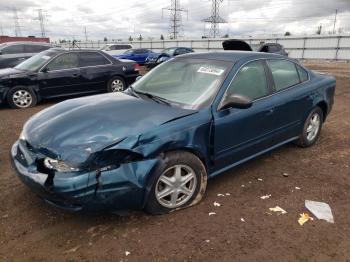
[134,64,140,71]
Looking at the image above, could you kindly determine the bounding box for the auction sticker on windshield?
[197,65,225,76]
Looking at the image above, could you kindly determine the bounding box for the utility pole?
[0,24,3,35]
[202,0,227,38]
[34,9,47,37]
[12,8,22,37]
[162,0,188,39]
[84,27,88,42]
[332,9,338,34]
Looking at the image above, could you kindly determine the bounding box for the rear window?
[79,52,110,66]
[267,59,300,91]
[24,45,50,53]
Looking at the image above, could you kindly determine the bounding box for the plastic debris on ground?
[213,202,221,207]
[225,193,231,196]
[241,184,245,188]
[305,200,334,223]
[283,173,289,177]
[269,206,287,215]
[298,213,313,226]
[205,240,210,243]
[295,187,301,190]
[63,246,80,254]
[125,251,131,256]
[257,178,263,181]
[208,212,216,216]
[217,193,225,197]
[260,194,272,200]
[240,217,245,222]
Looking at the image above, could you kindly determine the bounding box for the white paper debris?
[208,212,216,216]
[241,184,245,188]
[305,200,334,223]
[213,202,221,207]
[295,187,301,190]
[240,217,245,222]
[260,194,272,200]
[225,193,231,196]
[283,172,289,177]
[269,206,287,214]
[257,178,263,181]
[205,239,210,243]
[125,251,131,256]
[217,193,225,197]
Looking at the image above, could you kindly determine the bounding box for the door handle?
[266,108,275,115]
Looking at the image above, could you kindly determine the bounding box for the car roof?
[181,51,285,62]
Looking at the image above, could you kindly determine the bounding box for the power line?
[162,0,188,39]
[202,0,226,38]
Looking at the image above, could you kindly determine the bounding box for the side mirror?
[219,94,252,110]
[41,67,49,73]
[136,75,142,81]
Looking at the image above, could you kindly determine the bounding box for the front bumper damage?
[11,140,159,212]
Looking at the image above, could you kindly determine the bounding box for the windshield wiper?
[134,90,172,106]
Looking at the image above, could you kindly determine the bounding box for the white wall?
[62,35,350,60]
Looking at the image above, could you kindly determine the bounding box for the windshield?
[15,50,58,72]
[162,48,176,56]
[250,44,260,51]
[132,58,232,109]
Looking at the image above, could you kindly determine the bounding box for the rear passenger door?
[266,59,313,144]
[78,51,113,92]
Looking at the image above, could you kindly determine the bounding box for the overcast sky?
[0,0,349,41]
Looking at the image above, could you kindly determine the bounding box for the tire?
[7,87,37,109]
[295,107,323,148]
[107,76,126,92]
[145,151,207,214]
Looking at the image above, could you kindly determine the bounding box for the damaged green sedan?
[11,52,335,214]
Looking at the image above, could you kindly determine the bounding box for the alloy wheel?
[12,90,33,108]
[155,164,197,209]
[111,79,124,92]
[306,113,321,141]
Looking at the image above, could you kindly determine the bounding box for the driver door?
[37,52,82,98]
[212,60,276,172]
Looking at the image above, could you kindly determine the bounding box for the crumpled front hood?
[23,92,196,165]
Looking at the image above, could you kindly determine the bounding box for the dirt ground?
[0,62,349,262]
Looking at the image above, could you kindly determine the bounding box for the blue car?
[11,52,335,214]
[145,47,194,68]
[113,48,154,65]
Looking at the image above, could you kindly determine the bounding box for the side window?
[268,45,280,53]
[296,64,308,82]
[79,52,110,67]
[24,45,50,53]
[226,60,269,100]
[46,53,79,71]
[267,59,300,91]
[2,45,25,54]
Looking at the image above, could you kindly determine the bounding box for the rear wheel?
[145,151,207,214]
[295,107,323,147]
[7,87,37,109]
[107,76,126,92]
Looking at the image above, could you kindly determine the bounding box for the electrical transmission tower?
[202,0,227,38]
[35,9,46,37]
[162,0,188,39]
[12,8,22,37]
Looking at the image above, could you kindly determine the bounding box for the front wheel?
[295,107,323,147]
[7,87,37,109]
[107,76,126,92]
[145,151,207,214]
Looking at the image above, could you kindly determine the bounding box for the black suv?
[0,42,56,69]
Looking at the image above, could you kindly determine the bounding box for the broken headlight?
[44,157,80,172]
